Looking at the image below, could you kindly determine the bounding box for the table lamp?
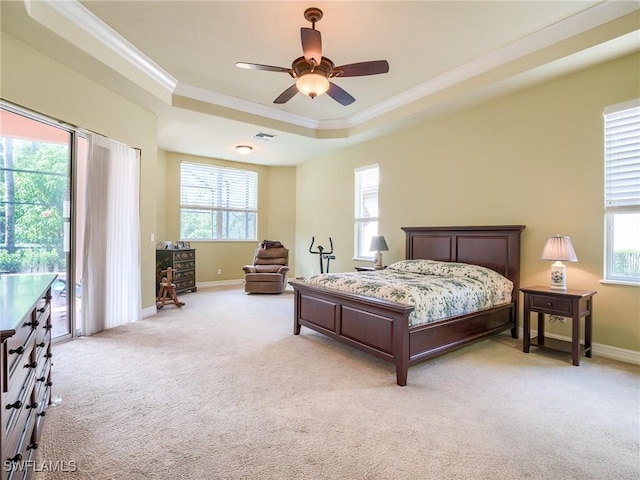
[370,236,389,270]
[540,235,578,290]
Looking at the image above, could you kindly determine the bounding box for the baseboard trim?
[196,279,244,288]
[521,328,640,365]
[141,306,157,319]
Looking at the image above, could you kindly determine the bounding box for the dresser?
[1,274,56,480]
[156,249,197,294]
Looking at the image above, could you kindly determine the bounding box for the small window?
[354,165,379,260]
[603,100,640,284]
[180,161,257,241]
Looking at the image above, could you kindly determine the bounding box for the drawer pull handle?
[46,381,53,387]
[44,324,52,330]
[37,342,46,348]
[38,411,46,417]
[37,376,46,382]
[7,453,22,462]
[8,346,25,355]
[37,307,46,313]
[6,400,22,410]
[44,353,53,358]
[24,361,37,369]
[26,402,39,410]
[26,320,40,328]
[27,442,38,450]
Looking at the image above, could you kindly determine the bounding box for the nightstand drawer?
[530,295,572,316]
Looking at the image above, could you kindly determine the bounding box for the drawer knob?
[26,320,40,328]
[27,442,38,450]
[37,307,46,313]
[38,411,46,417]
[44,353,53,358]
[37,376,46,382]
[37,342,46,348]
[7,453,22,462]
[46,381,53,387]
[24,361,37,369]
[8,346,25,355]
[5,400,22,410]
[44,324,52,330]
[26,402,39,410]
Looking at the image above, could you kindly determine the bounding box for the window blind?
[354,165,379,219]
[604,104,640,209]
[181,161,257,211]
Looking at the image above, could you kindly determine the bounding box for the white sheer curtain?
[81,133,141,335]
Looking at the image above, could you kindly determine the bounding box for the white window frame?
[354,165,379,260]
[603,99,640,285]
[180,161,257,241]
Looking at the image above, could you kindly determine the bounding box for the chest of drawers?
[156,249,197,294]
[1,274,56,480]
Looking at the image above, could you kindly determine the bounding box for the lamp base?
[549,261,567,290]
[373,251,383,270]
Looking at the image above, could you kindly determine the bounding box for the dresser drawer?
[4,408,37,480]
[174,278,195,291]
[4,373,36,455]
[6,336,35,396]
[173,250,195,261]
[530,295,573,316]
[174,259,195,270]
[173,269,195,281]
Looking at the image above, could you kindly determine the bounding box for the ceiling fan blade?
[333,60,389,77]
[327,82,355,106]
[236,62,291,74]
[301,27,322,66]
[274,84,299,104]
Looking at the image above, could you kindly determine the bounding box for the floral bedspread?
[305,259,514,327]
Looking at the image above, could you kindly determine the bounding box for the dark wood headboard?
[401,225,525,302]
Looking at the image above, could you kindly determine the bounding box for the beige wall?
[1,33,159,309]
[160,151,296,283]
[295,52,640,352]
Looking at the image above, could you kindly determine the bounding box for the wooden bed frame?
[290,225,525,386]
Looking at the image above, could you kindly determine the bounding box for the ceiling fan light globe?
[296,73,329,99]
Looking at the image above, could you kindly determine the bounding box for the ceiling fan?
[236,7,389,106]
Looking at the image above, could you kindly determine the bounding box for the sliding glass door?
[0,105,84,340]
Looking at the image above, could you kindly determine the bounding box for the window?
[354,165,379,259]
[180,161,257,241]
[603,100,640,284]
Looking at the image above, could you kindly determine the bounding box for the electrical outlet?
[217,269,222,275]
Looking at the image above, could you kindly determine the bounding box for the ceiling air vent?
[253,132,276,141]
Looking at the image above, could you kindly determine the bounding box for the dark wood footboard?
[291,225,524,386]
[291,280,415,385]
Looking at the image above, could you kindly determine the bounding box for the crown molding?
[27,0,639,135]
[24,0,177,94]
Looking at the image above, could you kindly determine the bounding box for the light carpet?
[33,285,639,480]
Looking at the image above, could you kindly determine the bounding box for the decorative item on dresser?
[1,273,57,480]
[156,248,197,294]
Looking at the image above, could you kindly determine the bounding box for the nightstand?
[520,286,597,366]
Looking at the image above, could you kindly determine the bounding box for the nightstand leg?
[523,299,531,353]
[585,312,593,358]
[537,312,545,346]
[572,311,580,366]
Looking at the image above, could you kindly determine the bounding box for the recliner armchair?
[242,241,289,293]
